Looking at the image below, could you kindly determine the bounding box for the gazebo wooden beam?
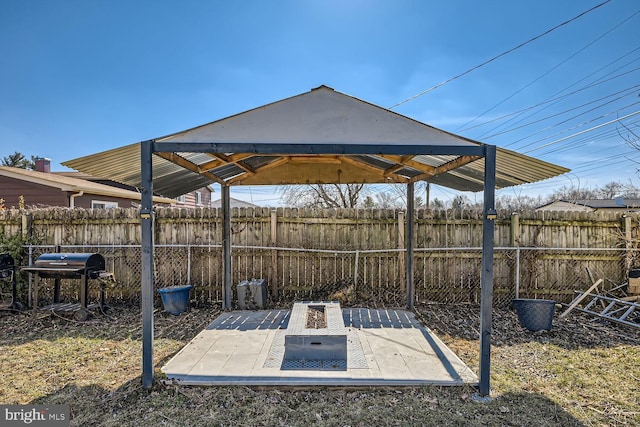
[155,152,225,185]
[290,156,342,164]
[338,156,403,180]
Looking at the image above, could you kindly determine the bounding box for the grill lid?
[0,253,14,279]
[0,253,15,270]
[34,253,105,269]
[22,253,106,277]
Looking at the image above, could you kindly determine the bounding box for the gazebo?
[64,85,568,396]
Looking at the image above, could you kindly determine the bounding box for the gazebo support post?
[406,182,415,310]
[140,139,155,389]
[478,144,497,397]
[222,185,232,310]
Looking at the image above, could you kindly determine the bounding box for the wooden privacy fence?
[1,207,639,307]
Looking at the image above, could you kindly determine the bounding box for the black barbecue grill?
[22,253,111,320]
[0,253,23,311]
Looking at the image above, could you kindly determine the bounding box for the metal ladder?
[563,291,640,329]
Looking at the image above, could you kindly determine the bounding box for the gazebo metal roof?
[63,86,568,197]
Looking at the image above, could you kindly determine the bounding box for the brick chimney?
[35,157,51,173]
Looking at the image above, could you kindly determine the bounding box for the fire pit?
[283,301,348,368]
[21,253,113,321]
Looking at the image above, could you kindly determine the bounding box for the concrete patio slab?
[161,308,478,386]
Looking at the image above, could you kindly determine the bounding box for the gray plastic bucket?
[512,298,555,331]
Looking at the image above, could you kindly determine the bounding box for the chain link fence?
[11,244,636,308]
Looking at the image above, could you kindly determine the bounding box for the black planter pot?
[512,298,555,331]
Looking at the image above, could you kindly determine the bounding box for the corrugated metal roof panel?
[62,86,569,197]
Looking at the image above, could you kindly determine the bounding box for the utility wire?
[485,85,640,140]
[523,110,640,154]
[520,103,640,151]
[506,102,640,151]
[498,99,640,149]
[459,7,640,132]
[388,0,612,109]
[459,63,640,134]
[538,119,640,156]
[481,54,640,139]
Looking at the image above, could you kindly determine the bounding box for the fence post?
[623,215,633,272]
[187,244,192,286]
[353,250,360,290]
[21,213,29,239]
[270,209,278,299]
[27,245,33,306]
[510,213,520,298]
[222,185,232,309]
[515,247,521,299]
[398,210,405,294]
[510,213,520,246]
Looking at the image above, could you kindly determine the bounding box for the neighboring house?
[536,199,640,213]
[57,165,214,208]
[174,186,215,208]
[0,160,175,209]
[210,197,260,209]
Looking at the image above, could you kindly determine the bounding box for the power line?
[459,62,640,134]
[457,7,640,132]
[502,100,640,150]
[388,0,612,109]
[523,110,640,154]
[478,55,640,140]
[485,85,640,141]
[537,119,640,156]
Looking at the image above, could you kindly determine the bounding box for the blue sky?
[1,0,639,205]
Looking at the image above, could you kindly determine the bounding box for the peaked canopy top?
[64,85,568,198]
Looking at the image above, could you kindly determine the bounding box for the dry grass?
[1,303,639,427]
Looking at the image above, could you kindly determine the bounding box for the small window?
[92,200,118,209]
[176,195,186,204]
[195,192,202,205]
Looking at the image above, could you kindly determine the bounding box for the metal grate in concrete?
[264,328,368,369]
[281,359,347,370]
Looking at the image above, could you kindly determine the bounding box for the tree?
[2,152,36,170]
[374,191,401,209]
[279,184,366,208]
[362,195,375,208]
[545,184,596,203]
[431,198,445,209]
[495,194,544,211]
[543,181,640,204]
[279,183,429,209]
[593,181,640,199]
[377,182,429,209]
[450,195,470,209]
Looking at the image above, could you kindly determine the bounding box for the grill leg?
[100,282,106,310]
[11,268,18,303]
[32,275,39,316]
[80,274,88,308]
[54,278,61,303]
